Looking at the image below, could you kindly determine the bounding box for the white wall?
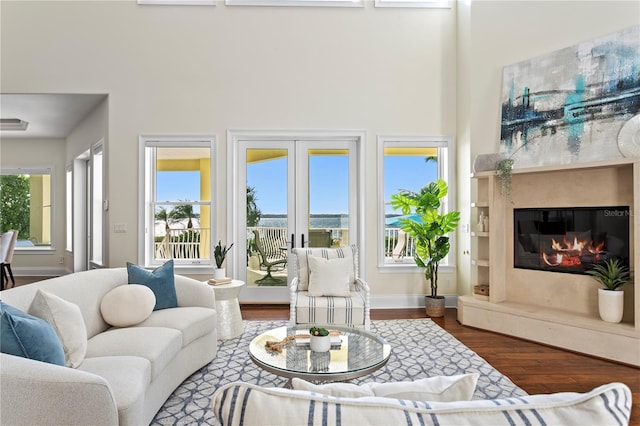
[1,1,638,304]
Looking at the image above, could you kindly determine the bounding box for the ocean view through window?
[378,136,454,268]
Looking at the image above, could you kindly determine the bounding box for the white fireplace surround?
[459,158,639,366]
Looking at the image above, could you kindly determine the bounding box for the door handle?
[301,233,306,248]
[291,233,295,250]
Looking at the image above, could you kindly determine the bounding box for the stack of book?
[208,277,233,286]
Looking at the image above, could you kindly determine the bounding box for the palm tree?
[170,202,199,228]
[246,186,262,227]
[155,207,171,234]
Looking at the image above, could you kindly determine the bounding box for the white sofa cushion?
[292,373,479,402]
[294,290,366,326]
[100,285,156,327]
[29,289,87,368]
[212,381,631,426]
[86,327,181,380]
[133,307,216,347]
[79,356,151,424]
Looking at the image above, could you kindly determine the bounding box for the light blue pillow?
[0,301,66,366]
[127,260,178,310]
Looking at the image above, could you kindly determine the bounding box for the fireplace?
[514,206,630,274]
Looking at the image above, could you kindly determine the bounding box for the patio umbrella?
[385,214,423,227]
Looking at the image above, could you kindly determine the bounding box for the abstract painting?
[500,25,640,167]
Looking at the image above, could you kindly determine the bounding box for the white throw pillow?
[29,289,87,368]
[368,373,479,401]
[292,246,357,291]
[307,255,352,297]
[100,285,156,328]
[292,378,374,398]
[292,373,479,402]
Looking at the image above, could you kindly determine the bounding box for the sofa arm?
[174,274,216,309]
[0,353,118,426]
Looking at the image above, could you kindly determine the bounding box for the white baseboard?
[370,294,458,309]
[13,266,70,276]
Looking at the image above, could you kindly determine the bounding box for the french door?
[231,133,361,303]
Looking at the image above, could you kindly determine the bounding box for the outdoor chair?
[392,230,407,260]
[252,229,288,285]
[1,230,18,290]
[290,245,370,330]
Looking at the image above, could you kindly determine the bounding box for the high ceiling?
[0,94,106,140]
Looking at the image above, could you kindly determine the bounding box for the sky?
[156,156,438,216]
[157,171,200,204]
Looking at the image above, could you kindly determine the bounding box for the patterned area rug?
[151,319,526,425]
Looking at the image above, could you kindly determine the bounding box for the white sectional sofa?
[0,268,217,426]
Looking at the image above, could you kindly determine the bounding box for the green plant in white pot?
[586,258,631,323]
[213,240,234,280]
[391,179,460,318]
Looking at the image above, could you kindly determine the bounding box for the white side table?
[209,280,245,339]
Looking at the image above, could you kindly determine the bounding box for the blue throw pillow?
[127,260,178,310]
[0,301,66,366]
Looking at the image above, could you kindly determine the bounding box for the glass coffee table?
[249,325,391,387]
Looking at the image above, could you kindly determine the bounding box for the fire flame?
[541,234,604,267]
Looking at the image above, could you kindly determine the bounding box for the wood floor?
[6,278,639,423]
[242,304,640,425]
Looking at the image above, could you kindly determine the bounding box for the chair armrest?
[290,276,300,292]
[174,275,216,309]
[0,353,118,426]
[354,278,371,330]
[354,278,370,293]
[289,277,300,324]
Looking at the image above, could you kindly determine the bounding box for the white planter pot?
[598,288,624,323]
[213,268,226,280]
[309,335,331,352]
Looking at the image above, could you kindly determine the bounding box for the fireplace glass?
[514,206,630,274]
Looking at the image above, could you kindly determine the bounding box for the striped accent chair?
[212,381,632,426]
[290,245,370,330]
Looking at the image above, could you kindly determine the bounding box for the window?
[226,0,363,7]
[138,0,216,5]
[374,0,451,7]
[0,166,54,250]
[139,136,215,269]
[377,136,454,269]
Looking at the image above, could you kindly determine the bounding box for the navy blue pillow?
[0,301,66,366]
[127,260,178,310]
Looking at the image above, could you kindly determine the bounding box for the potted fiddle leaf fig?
[213,240,234,280]
[391,179,460,317]
[586,258,631,323]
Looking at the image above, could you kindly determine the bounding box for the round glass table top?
[249,325,391,382]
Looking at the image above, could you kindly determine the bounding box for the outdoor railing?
[245,226,414,258]
[154,226,414,260]
[155,227,210,259]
